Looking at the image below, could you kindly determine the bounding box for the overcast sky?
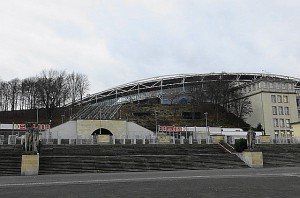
[1,0,300,93]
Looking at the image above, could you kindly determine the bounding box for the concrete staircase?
[38,144,248,175]
[0,145,22,176]
[10,144,300,176]
[256,144,300,168]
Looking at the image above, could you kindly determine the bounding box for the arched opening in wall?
[91,128,113,136]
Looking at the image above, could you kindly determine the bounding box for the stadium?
[2,72,300,177]
[43,72,300,144]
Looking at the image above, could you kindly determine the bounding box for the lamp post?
[204,112,209,138]
[36,108,39,124]
[155,110,158,137]
[61,115,65,124]
[99,109,102,134]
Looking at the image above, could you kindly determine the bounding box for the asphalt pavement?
[0,167,300,198]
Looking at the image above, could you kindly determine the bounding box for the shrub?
[234,138,247,152]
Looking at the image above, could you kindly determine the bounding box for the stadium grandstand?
[69,72,300,140]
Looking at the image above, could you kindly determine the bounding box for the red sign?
[32,124,50,130]
[19,124,26,130]
[159,126,183,132]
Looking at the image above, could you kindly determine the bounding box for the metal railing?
[0,135,299,145]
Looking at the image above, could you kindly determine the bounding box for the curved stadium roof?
[72,72,300,107]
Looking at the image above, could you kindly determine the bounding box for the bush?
[234,138,247,152]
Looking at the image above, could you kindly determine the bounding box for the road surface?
[0,167,300,197]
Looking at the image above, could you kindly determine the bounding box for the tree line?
[188,79,253,121]
[163,75,252,121]
[0,70,89,111]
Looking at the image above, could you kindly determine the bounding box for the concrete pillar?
[180,136,184,144]
[57,137,61,145]
[142,136,146,144]
[8,135,16,145]
[112,136,115,144]
[189,136,193,144]
[21,136,25,145]
[21,154,39,176]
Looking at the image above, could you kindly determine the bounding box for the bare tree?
[8,78,20,111]
[187,83,207,105]
[21,77,39,109]
[36,70,67,109]
[65,72,89,105]
[0,69,89,111]
[229,90,253,120]
[77,73,89,105]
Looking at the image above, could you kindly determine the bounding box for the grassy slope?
[0,103,249,130]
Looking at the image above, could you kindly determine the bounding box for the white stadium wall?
[48,121,77,139]
[126,122,154,137]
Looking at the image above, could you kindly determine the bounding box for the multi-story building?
[238,79,299,140]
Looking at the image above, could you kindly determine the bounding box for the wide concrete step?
[255,145,300,168]
[39,154,248,175]
[39,144,227,156]
[0,157,21,176]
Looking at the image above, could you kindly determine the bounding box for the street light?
[61,114,65,124]
[99,109,102,134]
[204,112,209,137]
[36,108,39,124]
[155,110,158,137]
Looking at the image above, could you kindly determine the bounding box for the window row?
[242,82,294,94]
[271,95,288,103]
[273,118,290,128]
[272,106,290,115]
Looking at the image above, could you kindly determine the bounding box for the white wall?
[127,122,154,137]
[49,121,77,139]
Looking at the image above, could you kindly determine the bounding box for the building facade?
[239,79,299,139]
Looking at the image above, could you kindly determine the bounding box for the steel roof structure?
[70,72,300,107]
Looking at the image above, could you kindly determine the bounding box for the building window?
[279,119,285,127]
[269,83,274,89]
[284,107,290,115]
[278,106,284,115]
[277,95,282,103]
[276,83,280,89]
[298,110,300,118]
[297,99,300,107]
[283,96,288,103]
[271,95,276,103]
[263,82,267,88]
[282,83,287,89]
[286,119,290,128]
[272,106,277,115]
[273,118,279,127]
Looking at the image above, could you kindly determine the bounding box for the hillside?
[0,103,249,130]
[116,103,249,131]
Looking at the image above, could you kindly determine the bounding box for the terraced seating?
[71,103,122,120]
[0,145,22,176]
[38,144,248,175]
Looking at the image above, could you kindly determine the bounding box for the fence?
[0,135,299,145]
